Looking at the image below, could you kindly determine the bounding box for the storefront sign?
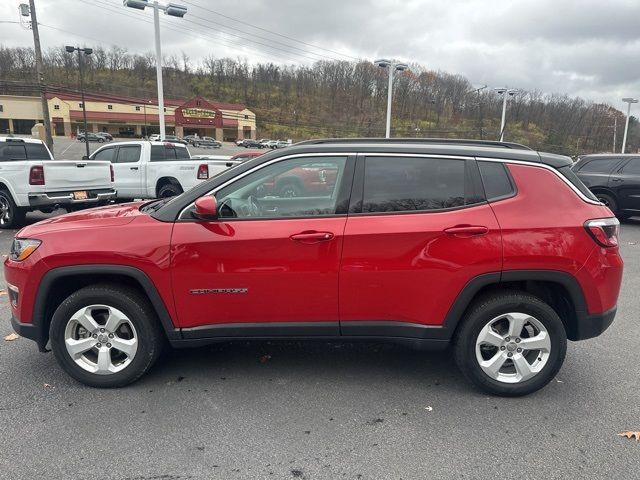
[182,108,216,118]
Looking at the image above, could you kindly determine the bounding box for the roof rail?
[295,138,533,150]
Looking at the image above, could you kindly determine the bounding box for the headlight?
[10,239,41,261]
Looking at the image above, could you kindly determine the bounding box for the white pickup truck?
[88,141,239,199]
[0,137,116,228]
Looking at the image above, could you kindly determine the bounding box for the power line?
[87,0,329,64]
[180,0,359,61]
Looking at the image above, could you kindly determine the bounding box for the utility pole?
[27,0,54,154]
[65,46,93,158]
[621,97,638,154]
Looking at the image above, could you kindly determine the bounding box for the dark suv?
[572,154,640,219]
[6,139,623,396]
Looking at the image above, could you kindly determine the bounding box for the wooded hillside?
[1,45,637,155]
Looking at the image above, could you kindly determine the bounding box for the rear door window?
[361,156,470,213]
[116,146,141,163]
[578,158,619,173]
[150,145,190,161]
[25,143,51,160]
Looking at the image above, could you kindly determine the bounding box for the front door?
[113,145,143,199]
[340,155,502,335]
[170,154,354,334]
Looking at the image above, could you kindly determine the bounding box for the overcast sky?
[2,0,639,109]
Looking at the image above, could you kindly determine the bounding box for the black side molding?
[31,265,180,351]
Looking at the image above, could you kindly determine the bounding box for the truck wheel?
[0,190,26,229]
[158,183,183,198]
[49,284,164,388]
[453,291,567,397]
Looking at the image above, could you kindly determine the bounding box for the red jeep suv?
[5,139,623,396]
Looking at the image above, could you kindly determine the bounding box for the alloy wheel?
[64,305,138,375]
[0,196,12,226]
[475,312,551,384]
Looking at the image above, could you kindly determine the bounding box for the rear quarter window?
[478,161,515,200]
[557,165,599,201]
[576,158,619,174]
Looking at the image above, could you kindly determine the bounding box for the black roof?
[285,138,572,168]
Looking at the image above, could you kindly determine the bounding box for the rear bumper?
[573,305,617,341]
[28,188,116,208]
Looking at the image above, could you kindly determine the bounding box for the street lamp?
[495,87,518,142]
[65,45,93,158]
[374,59,408,138]
[467,85,487,139]
[123,0,187,141]
[621,97,638,154]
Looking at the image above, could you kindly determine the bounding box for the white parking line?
[57,141,76,157]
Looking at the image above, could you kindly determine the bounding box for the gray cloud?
[1,0,639,109]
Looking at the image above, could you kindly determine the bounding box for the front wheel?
[49,284,164,387]
[454,291,567,396]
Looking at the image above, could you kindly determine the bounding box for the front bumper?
[11,315,48,352]
[574,306,617,341]
[28,188,116,208]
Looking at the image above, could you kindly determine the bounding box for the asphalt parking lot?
[0,212,639,479]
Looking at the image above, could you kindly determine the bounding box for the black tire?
[158,183,183,198]
[453,291,567,397]
[277,182,302,198]
[49,284,164,388]
[98,138,104,143]
[0,190,26,229]
[596,193,618,214]
[193,142,199,148]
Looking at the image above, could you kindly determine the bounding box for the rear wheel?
[49,284,164,387]
[158,183,183,198]
[0,190,26,229]
[596,193,618,213]
[454,291,567,396]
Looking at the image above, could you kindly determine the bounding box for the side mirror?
[192,195,218,220]
[82,155,89,160]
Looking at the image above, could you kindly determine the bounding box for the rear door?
[339,154,501,337]
[113,145,143,198]
[610,157,640,212]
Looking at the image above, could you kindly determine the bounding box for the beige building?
[0,92,256,141]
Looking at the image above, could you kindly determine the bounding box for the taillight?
[29,165,45,185]
[110,164,114,182]
[197,164,209,180]
[585,218,619,248]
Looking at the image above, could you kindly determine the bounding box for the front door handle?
[290,231,334,244]
[130,167,139,171]
[444,225,489,237]
[611,177,623,182]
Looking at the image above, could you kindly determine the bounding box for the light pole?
[123,0,187,141]
[65,45,92,158]
[621,97,638,154]
[495,87,518,141]
[467,85,487,139]
[374,59,408,138]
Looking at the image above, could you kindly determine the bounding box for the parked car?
[148,134,161,141]
[0,137,115,228]
[265,140,278,149]
[163,135,188,145]
[77,132,105,143]
[88,141,240,199]
[193,137,222,148]
[6,138,622,396]
[230,151,263,163]
[239,139,263,148]
[183,135,198,145]
[275,140,291,149]
[96,132,113,141]
[258,138,270,148]
[572,153,640,219]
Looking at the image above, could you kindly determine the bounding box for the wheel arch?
[444,270,588,342]
[33,265,179,351]
[155,176,183,197]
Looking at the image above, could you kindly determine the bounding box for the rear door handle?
[130,167,139,171]
[611,177,623,182]
[444,225,489,237]
[290,231,334,243]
